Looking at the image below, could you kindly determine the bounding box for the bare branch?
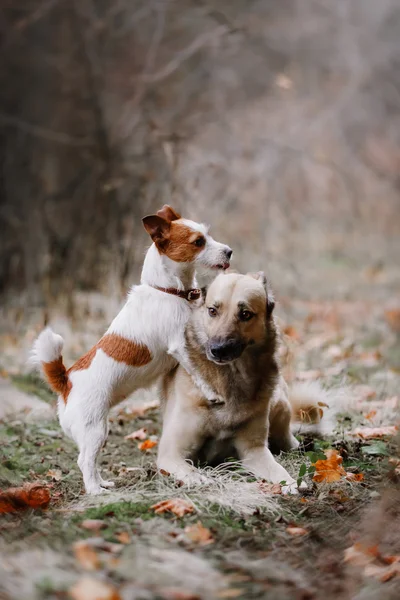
[140,25,229,83]
[0,112,92,147]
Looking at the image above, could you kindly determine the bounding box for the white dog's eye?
[193,236,206,247]
[208,307,217,317]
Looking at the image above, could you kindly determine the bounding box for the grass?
[1,305,399,600]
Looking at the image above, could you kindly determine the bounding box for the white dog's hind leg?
[75,420,111,495]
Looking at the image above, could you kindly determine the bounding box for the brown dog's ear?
[247,271,275,317]
[142,214,171,247]
[156,204,181,222]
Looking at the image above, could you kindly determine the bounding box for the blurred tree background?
[1,0,399,319]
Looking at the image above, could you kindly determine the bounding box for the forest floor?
[1,272,400,600]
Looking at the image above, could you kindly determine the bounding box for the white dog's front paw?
[86,484,110,495]
[100,479,115,489]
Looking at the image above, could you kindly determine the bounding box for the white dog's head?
[142,205,232,271]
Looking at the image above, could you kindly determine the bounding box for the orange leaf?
[138,439,158,451]
[184,522,214,545]
[286,525,308,537]
[0,483,50,514]
[69,577,121,600]
[80,519,107,532]
[115,532,131,544]
[151,498,195,517]
[124,428,147,441]
[46,469,62,481]
[385,309,400,333]
[364,410,377,421]
[73,541,101,571]
[345,473,364,482]
[312,449,346,483]
[283,325,300,341]
[349,426,398,439]
[344,543,379,567]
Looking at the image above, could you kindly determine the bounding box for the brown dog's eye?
[208,307,217,317]
[193,237,205,247]
[239,310,253,322]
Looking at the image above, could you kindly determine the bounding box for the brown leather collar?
[151,285,201,302]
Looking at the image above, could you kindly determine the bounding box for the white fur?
[30,327,64,366]
[32,220,231,495]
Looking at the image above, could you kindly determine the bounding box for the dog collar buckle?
[187,289,201,301]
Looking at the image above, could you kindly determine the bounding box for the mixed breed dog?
[32,205,323,495]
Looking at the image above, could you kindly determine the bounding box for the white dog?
[32,205,232,494]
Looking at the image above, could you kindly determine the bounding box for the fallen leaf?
[119,400,160,419]
[385,309,400,333]
[283,325,300,340]
[138,439,158,451]
[344,543,400,582]
[364,410,377,421]
[46,469,62,481]
[160,588,200,600]
[184,522,214,546]
[73,541,101,571]
[344,543,379,567]
[69,577,121,600]
[151,498,195,517]
[115,532,131,544]
[216,589,243,598]
[286,525,308,537]
[259,482,282,495]
[345,473,364,482]
[81,520,107,532]
[124,428,147,441]
[0,483,50,514]
[313,449,346,483]
[349,426,398,439]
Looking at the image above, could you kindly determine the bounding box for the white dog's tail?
[31,328,70,402]
[289,381,348,436]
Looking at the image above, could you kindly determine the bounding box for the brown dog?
[158,271,310,494]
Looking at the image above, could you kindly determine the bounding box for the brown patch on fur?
[156,204,181,222]
[162,221,204,262]
[69,334,152,375]
[99,334,152,366]
[43,357,72,404]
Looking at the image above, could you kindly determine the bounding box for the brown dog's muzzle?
[207,338,247,364]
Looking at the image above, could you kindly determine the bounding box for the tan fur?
[43,357,72,404]
[161,221,205,262]
[158,273,301,493]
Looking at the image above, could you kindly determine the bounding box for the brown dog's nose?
[210,339,245,362]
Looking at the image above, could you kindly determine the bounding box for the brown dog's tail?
[289,381,349,436]
[31,328,70,402]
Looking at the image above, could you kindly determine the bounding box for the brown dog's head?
[195,272,275,364]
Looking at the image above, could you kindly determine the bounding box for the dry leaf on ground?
[80,520,107,532]
[69,576,121,600]
[313,449,346,483]
[259,481,282,495]
[119,400,160,419]
[345,473,364,482]
[73,541,101,571]
[46,469,62,481]
[0,483,50,514]
[115,532,131,544]
[124,428,147,441]
[344,543,400,582]
[151,498,195,517]
[138,439,158,451]
[160,588,200,600]
[384,308,400,333]
[349,426,398,439]
[216,589,244,598]
[286,525,308,537]
[184,522,214,545]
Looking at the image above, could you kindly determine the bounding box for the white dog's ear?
[247,271,275,317]
[156,204,181,222]
[142,214,171,247]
